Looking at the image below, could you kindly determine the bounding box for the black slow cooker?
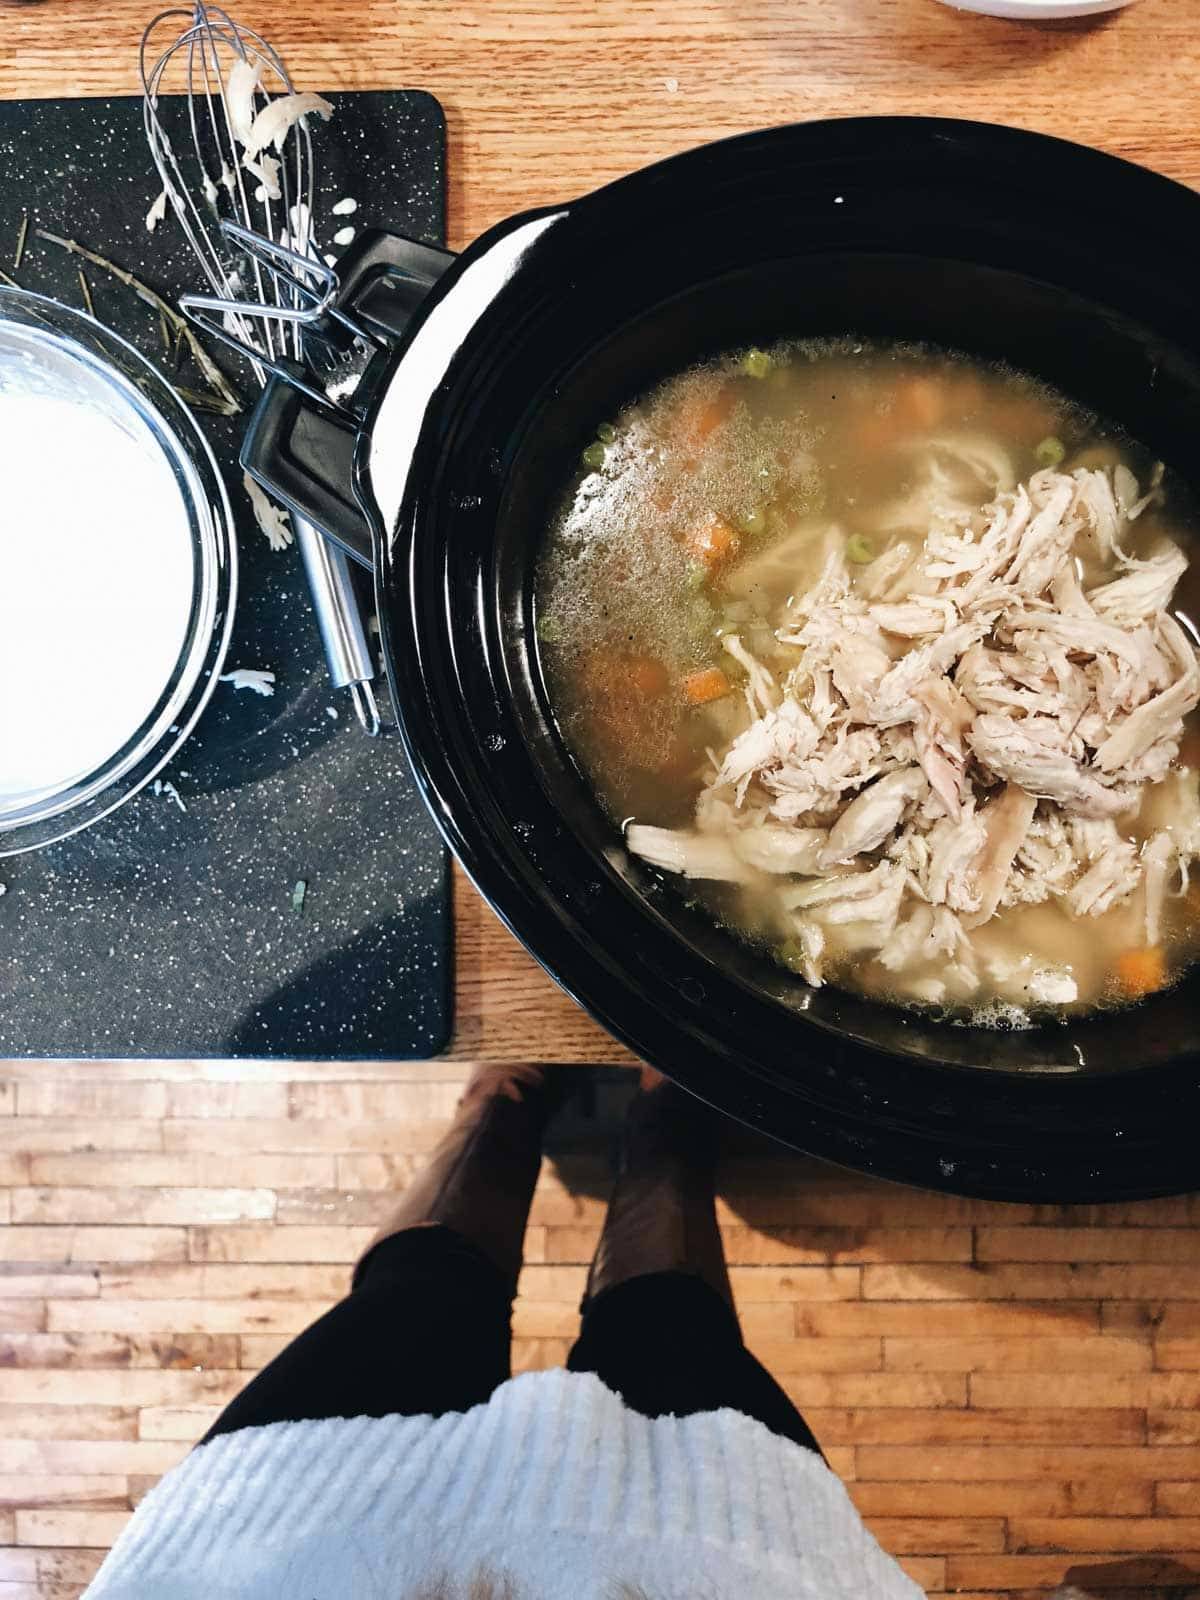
[244,117,1200,1202]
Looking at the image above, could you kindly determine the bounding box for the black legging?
[205,1224,822,1456]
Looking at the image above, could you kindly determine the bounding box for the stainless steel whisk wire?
[140,3,381,735]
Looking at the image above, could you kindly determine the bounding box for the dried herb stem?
[174,384,239,415]
[34,229,241,416]
[77,267,94,318]
[14,211,28,273]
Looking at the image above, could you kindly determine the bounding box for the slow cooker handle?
[240,229,456,571]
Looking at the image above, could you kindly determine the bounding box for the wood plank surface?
[0,1066,1189,1595]
[4,1,1200,1596]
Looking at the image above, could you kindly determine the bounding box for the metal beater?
[139,2,381,735]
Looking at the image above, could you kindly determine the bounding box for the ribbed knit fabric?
[83,1369,923,1600]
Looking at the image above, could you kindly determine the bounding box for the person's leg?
[568,1070,824,1456]
[205,1064,551,1440]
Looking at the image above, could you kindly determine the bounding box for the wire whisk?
[139,3,381,735]
[140,4,324,372]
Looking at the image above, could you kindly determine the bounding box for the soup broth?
[536,340,1200,1021]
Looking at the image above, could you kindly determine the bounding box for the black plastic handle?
[240,229,455,570]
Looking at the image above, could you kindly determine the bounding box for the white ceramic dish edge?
[938,0,1135,18]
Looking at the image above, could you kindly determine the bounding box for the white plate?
[939,0,1135,16]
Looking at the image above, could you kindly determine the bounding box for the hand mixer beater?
[140,2,381,735]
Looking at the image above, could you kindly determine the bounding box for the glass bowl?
[0,288,236,855]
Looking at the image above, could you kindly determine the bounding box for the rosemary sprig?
[34,229,241,416]
[174,385,240,415]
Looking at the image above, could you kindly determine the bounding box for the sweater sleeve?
[84,1368,925,1600]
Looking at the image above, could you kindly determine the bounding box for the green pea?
[1035,435,1065,467]
[686,562,708,591]
[581,442,606,471]
[536,613,562,643]
[735,506,767,537]
[596,422,617,444]
[846,533,875,564]
[741,347,771,379]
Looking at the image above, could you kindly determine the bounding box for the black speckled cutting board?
[0,90,453,1060]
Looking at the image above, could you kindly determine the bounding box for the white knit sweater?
[84,1369,923,1600]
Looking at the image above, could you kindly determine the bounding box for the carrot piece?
[894,374,947,430]
[1115,947,1167,997]
[685,517,739,570]
[682,666,732,705]
[626,655,669,697]
[671,385,734,448]
[579,650,671,758]
[692,389,733,442]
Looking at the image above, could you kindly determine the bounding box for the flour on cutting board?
[153,778,188,812]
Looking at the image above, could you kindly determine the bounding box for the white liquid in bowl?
[0,337,196,814]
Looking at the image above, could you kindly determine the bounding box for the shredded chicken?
[241,91,334,160]
[967,784,1038,927]
[220,668,276,697]
[145,188,168,233]
[226,57,262,148]
[243,471,294,552]
[628,463,1200,1002]
[225,62,333,202]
